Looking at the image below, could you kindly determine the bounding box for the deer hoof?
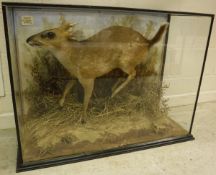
[79,118,86,124]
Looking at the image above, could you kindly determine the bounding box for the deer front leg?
[59,80,75,107]
[79,78,94,123]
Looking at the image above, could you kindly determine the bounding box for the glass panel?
[163,15,211,130]
[6,8,24,130]
[0,54,5,97]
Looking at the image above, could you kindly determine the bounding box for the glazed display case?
[2,2,214,172]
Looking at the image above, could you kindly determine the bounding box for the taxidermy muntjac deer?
[26,17,168,123]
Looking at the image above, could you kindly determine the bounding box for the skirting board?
[166,90,216,107]
[0,90,216,129]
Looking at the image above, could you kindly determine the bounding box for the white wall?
[0,0,216,129]
[164,16,213,106]
[0,4,14,128]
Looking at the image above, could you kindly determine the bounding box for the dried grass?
[22,77,169,153]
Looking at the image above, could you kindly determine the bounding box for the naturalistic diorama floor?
[0,101,216,175]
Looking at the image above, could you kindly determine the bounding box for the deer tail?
[148,24,168,47]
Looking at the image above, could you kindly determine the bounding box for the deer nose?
[26,36,34,43]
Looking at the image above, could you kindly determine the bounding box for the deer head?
[26,16,76,50]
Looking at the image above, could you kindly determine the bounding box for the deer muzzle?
[26,35,42,46]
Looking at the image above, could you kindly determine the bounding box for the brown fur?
[26,20,168,123]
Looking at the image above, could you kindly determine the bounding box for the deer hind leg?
[59,80,76,107]
[79,78,94,123]
[112,78,124,93]
[111,68,136,98]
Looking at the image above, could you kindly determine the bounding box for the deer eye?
[41,31,56,39]
[47,32,55,39]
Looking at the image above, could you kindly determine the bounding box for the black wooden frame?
[2,2,214,172]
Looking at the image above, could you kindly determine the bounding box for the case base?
[16,134,194,172]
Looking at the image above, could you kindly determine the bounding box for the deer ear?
[67,29,83,41]
[59,15,76,30]
[65,23,76,38]
[67,23,76,30]
[62,23,76,32]
[67,28,76,40]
